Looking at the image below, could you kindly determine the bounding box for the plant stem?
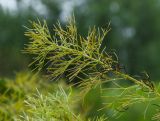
[114,71,160,97]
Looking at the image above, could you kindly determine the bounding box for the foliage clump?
[24,18,114,83]
[0,72,55,121]
[22,17,160,120]
[17,87,107,121]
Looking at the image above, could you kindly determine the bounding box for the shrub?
[20,17,160,120]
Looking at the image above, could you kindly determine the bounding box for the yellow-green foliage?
[23,17,155,92]
[17,86,108,121]
[23,18,113,82]
[20,17,160,120]
[0,71,55,121]
[18,87,82,121]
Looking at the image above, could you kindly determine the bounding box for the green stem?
[114,71,160,97]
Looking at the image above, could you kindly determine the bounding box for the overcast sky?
[0,0,49,16]
[0,0,84,22]
[0,0,17,10]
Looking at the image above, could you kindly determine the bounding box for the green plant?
[17,87,107,121]
[22,17,160,120]
[0,71,56,121]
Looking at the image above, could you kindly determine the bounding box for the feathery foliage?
[23,17,160,120]
[23,17,156,92]
[23,18,113,82]
[17,87,107,121]
[0,71,55,121]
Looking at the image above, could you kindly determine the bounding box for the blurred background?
[0,0,160,121]
[0,0,160,80]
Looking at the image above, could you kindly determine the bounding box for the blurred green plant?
[17,87,108,121]
[0,71,56,121]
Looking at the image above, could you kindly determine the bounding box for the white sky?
[0,0,17,11]
[0,0,48,16]
[0,0,84,21]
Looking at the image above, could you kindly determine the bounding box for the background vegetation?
[0,0,160,121]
